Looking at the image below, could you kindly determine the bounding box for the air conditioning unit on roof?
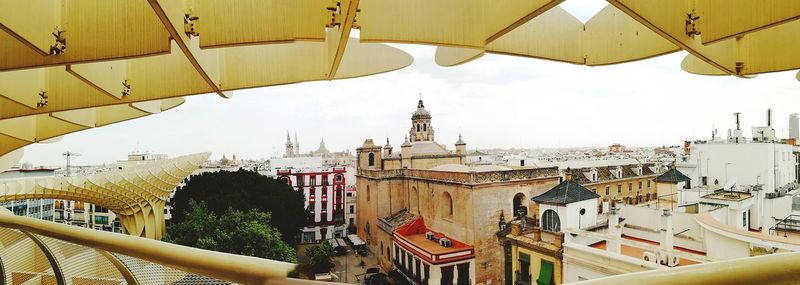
[643,252,657,264]
[657,251,679,267]
[425,231,435,240]
[439,237,452,247]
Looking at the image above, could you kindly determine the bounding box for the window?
[349,217,354,225]
[423,123,427,131]
[592,173,597,181]
[638,181,642,189]
[520,159,525,167]
[442,192,454,218]
[647,180,651,188]
[513,193,527,218]
[617,184,622,194]
[542,209,561,232]
[349,205,355,214]
[743,211,748,227]
[628,183,632,193]
[94,216,109,225]
[702,176,708,186]
[335,175,343,182]
[416,123,420,132]
[605,186,610,196]
[518,253,531,284]
[381,241,384,255]
[367,186,371,201]
[368,153,375,166]
[591,188,597,193]
[537,261,555,285]
[322,176,328,185]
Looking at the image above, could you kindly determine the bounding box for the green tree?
[169,169,307,245]
[305,240,335,273]
[165,200,297,263]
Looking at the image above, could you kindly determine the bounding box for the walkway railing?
[0,209,295,285]
[569,252,800,285]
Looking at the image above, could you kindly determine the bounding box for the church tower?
[294,132,300,155]
[284,131,294,157]
[409,99,434,142]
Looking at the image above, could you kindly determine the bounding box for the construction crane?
[62,151,81,177]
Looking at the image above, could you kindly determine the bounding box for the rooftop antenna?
[734,112,741,130]
[62,151,81,177]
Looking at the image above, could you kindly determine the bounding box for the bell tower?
[409,99,434,142]
[284,131,294,157]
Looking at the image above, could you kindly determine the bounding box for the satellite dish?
[725,180,737,191]
[580,208,586,216]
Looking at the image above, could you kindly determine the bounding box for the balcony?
[514,271,532,285]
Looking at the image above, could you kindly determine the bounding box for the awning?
[536,261,553,285]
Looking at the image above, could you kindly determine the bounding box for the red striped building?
[278,166,347,243]
[392,217,475,285]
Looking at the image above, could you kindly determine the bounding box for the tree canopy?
[169,169,307,244]
[305,240,335,273]
[164,200,297,263]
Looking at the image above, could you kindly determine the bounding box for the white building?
[677,136,797,231]
[531,174,600,232]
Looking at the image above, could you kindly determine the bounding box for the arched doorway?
[513,193,527,219]
[542,209,561,232]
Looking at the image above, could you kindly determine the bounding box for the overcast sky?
[19,1,800,166]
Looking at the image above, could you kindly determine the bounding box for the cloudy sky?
[19,1,800,166]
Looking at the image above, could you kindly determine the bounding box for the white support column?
[661,209,674,250]
[607,207,621,254]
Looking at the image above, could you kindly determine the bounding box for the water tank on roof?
[425,231,435,240]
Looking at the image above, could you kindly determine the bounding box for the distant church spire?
[284,131,294,157]
[294,132,300,155]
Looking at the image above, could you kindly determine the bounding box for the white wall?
[762,195,793,232]
[567,199,599,229]
[703,229,751,260]
[690,143,795,191]
[619,205,704,252]
[539,199,598,231]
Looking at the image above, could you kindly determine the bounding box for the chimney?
[533,228,542,241]
[607,207,621,253]
[510,221,522,236]
[734,112,741,130]
[661,209,674,250]
[767,108,772,126]
[554,232,564,249]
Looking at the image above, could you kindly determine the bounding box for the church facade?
[356,100,561,284]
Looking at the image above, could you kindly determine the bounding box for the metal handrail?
[569,252,800,285]
[0,211,295,284]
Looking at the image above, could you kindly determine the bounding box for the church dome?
[411,99,431,119]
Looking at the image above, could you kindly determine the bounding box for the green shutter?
[536,261,553,285]
[518,253,530,263]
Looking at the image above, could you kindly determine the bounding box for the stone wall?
[356,169,560,284]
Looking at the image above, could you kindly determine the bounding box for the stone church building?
[356,99,561,284]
